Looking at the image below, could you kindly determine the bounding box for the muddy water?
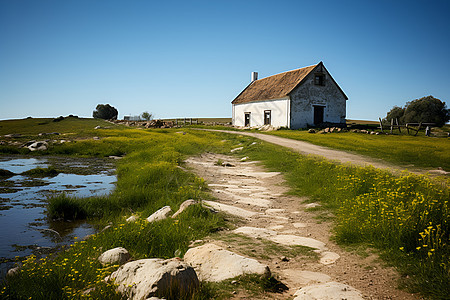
[0,156,116,278]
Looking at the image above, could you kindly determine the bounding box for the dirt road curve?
[201,129,430,175]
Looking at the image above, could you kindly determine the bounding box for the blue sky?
[1,0,449,121]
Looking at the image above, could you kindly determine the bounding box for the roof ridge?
[256,63,318,81]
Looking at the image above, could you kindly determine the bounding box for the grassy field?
[266,130,450,172]
[1,118,449,299]
[235,139,449,299]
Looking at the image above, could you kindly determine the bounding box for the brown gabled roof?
[232,64,318,105]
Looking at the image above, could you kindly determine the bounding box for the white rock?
[107,258,199,300]
[293,282,364,300]
[126,215,138,223]
[146,206,172,222]
[202,200,257,219]
[7,266,20,277]
[172,199,197,218]
[98,247,131,266]
[184,243,270,282]
[282,269,331,286]
[233,227,277,239]
[269,235,326,250]
[305,203,321,209]
[319,251,340,265]
[230,146,243,152]
[27,141,48,151]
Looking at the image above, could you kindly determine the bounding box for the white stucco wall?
[289,68,346,129]
[232,98,290,128]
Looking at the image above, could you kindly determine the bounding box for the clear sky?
[1,0,449,121]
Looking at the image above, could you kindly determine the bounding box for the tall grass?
[240,141,449,298]
[1,128,232,299]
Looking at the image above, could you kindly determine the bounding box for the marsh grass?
[22,166,59,177]
[239,140,449,298]
[1,127,238,299]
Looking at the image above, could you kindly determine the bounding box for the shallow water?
[0,156,116,278]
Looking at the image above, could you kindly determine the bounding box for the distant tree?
[383,96,448,127]
[93,104,118,120]
[141,111,153,121]
[384,106,405,124]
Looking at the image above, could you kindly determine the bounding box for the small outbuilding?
[231,62,348,129]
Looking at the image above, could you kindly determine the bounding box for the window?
[314,73,325,86]
[264,110,271,125]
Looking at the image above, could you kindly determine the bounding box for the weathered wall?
[289,67,347,129]
[232,98,290,128]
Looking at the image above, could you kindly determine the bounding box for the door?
[264,110,271,125]
[313,106,324,125]
[244,112,251,127]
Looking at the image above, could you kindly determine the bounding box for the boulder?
[293,282,364,300]
[308,129,316,133]
[98,247,131,266]
[126,215,138,223]
[184,243,270,282]
[7,266,20,277]
[147,206,172,222]
[26,141,48,151]
[106,258,199,300]
[172,199,197,218]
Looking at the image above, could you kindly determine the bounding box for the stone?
[184,243,271,282]
[308,129,316,133]
[230,146,243,152]
[293,281,364,300]
[282,269,331,286]
[107,258,199,300]
[319,251,340,265]
[146,206,172,222]
[240,156,249,161]
[126,215,138,223]
[305,202,321,209]
[26,141,48,151]
[202,200,257,219]
[98,247,131,266]
[172,199,197,218]
[7,266,20,277]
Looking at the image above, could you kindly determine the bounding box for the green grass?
[0,117,113,137]
[22,166,59,177]
[1,125,237,299]
[237,140,449,299]
[266,130,450,171]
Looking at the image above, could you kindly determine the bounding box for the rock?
[106,258,199,300]
[293,282,364,300]
[26,141,48,151]
[93,136,100,140]
[305,202,321,209]
[319,251,340,265]
[147,206,172,222]
[184,243,270,282]
[172,199,197,218]
[126,215,138,223]
[94,126,101,129]
[7,266,20,277]
[98,247,131,266]
[282,270,331,286]
[221,162,235,167]
[230,146,243,152]
[240,156,249,161]
[202,200,257,219]
[4,134,21,138]
[308,129,316,133]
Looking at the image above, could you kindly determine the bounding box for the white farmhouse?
[231,62,348,129]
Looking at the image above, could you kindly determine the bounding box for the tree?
[383,96,448,127]
[141,111,153,121]
[384,106,405,124]
[93,104,118,120]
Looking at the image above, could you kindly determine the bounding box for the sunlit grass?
[266,130,450,171]
[240,141,449,298]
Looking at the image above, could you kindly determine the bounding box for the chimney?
[251,72,258,82]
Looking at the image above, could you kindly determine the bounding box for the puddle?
[0,156,116,278]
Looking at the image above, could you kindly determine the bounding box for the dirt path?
[199,129,447,176]
[186,153,420,299]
